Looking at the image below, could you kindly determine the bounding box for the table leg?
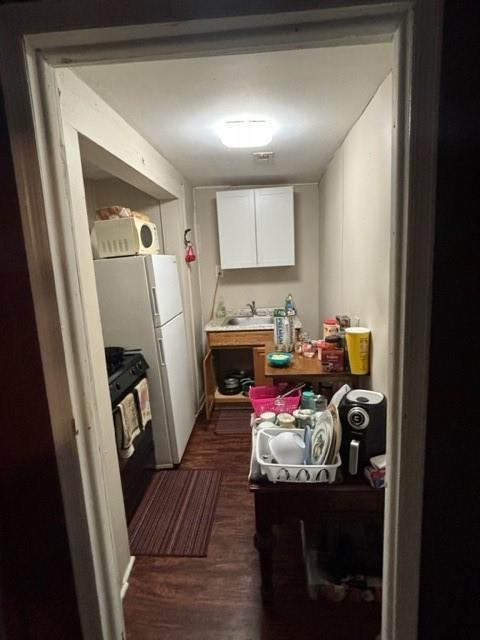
[253,497,276,605]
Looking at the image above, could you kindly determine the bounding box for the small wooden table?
[264,342,362,394]
[249,479,384,604]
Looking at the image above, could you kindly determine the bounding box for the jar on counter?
[322,334,345,373]
[302,341,316,358]
[314,394,328,412]
[323,318,339,339]
[301,390,316,411]
[317,339,333,361]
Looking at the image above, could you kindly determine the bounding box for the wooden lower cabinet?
[203,348,216,421]
[253,346,269,387]
[203,330,275,420]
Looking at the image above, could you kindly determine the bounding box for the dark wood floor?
[123,411,381,639]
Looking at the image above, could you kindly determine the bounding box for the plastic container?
[301,390,316,410]
[215,298,227,319]
[323,318,339,339]
[314,394,328,411]
[345,327,370,374]
[255,427,341,483]
[302,341,316,358]
[249,384,301,416]
[322,348,344,372]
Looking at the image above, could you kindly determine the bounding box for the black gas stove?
[105,348,149,406]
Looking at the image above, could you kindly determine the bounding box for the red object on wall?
[185,243,197,263]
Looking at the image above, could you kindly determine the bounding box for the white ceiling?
[76,43,392,186]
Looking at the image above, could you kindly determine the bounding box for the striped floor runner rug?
[214,408,253,434]
[128,469,222,557]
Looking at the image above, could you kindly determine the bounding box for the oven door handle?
[158,338,166,366]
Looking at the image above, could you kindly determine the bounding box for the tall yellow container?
[345,327,371,374]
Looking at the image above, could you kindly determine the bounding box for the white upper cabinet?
[254,186,295,267]
[216,185,295,269]
[216,189,257,269]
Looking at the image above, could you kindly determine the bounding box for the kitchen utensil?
[266,351,293,367]
[276,383,305,399]
[296,409,314,428]
[314,394,328,411]
[277,412,295,428]
[311,411,333,465]
[301,390,316,410]
[255,427,341,484]
[260,411,276,423]
[339,389,386,476]
[275,396,290,415]
[257,420,277,431]
[219,376,241,395]
[345,327,370,374]
[303,424,312,464]
[328,403,342,462]
[240,377,255,394]
[266,431,306,465]
[249,384,301,416]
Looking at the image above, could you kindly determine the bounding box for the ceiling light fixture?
[218,120,273,148]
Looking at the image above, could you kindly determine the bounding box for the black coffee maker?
[339,390,386,477]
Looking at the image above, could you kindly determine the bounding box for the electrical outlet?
[216,265,223,277]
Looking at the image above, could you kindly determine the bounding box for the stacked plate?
[309,405,342,466]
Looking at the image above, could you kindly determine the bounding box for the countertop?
[263,341,364,378]
[205,308,303,333]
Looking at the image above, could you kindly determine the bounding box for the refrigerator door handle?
[151,287,160,319]
[158,338,166,366]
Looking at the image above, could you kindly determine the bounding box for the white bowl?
[269,431,305,465]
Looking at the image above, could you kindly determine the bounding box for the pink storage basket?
[249,384,301,416]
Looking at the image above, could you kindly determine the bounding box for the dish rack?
[255,427,341,484]
[249,384,301,416]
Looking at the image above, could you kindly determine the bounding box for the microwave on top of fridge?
[93,218,160,258]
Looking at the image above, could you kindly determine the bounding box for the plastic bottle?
[215,297,226,319]
[285,293,296,314]
[301,390,316,411]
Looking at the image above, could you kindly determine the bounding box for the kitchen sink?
[226,315,274,326]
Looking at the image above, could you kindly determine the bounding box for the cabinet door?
[203,348,216,421]
[216,189,257,269]
[253,346,272,387]
[254,186,295,267]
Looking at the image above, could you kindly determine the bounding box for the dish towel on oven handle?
[134,377,152,429]
[114,392,140,458]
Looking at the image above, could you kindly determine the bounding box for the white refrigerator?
[94,254,196,467]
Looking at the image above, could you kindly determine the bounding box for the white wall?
[194,183,320,337]
[57,68,204,595]
[318,73,392,394]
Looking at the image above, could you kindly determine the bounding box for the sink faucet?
[247,301,257,316]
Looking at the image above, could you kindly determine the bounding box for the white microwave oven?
[93,218,160,258]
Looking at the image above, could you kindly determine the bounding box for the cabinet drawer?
[207,330,273,347]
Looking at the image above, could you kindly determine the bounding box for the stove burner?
[105,346,125,376]
[104,348,149,405]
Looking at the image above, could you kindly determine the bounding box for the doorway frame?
[0,2,443,638]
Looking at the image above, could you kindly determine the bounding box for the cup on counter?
[277,412,296,428]
[345,327,370,374]
[273,396,287,414]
